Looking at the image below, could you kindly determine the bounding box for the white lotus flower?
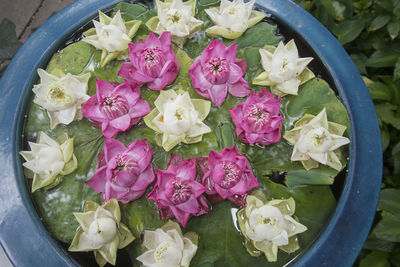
[237,195,307,262]
[253,40,314,96]
[82,10,141,66]
[144,90,211,151]
[284,108,350,171]
[205,0,266,39]
[146,0,203,47]
[19,132,77,192]
[137,220,198,267]
[69,199,135,267]
[32,68,90,129]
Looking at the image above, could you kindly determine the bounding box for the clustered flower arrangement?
[20,0,351,266]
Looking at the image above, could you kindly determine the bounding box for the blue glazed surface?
[0,0,382,266]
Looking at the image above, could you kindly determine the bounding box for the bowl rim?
[0,0,382,266]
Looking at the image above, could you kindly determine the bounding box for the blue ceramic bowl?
[0,0,382,266]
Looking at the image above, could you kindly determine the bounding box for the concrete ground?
[0,1,76,265]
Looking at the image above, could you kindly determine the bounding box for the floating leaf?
[285,168,336,188]
[232,22,282,48]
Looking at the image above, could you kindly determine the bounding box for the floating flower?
[201,146,259,207]
[32,68,90,129]
[230,89,283,146]
[118,32,179,91]
[137,220,198,267]
[145,0,203,47]
[284,108,350,171]
[148,154,209,227]
[82,79,151,138]
[143,90,211,151]
[205,0,266,39]
[19,132,77,192]
[82,10,141,67]
[69,199,135,267]
[237,194,307,262]
[189,39,250,107]
[86,138,154,203]
[253,40,314,96]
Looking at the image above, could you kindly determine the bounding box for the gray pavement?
[0,0,75,41]
[0,1,76,265]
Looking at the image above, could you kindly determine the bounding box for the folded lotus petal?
[118,62,132,80]
[175,158,197,180]
[189,62,213,95]
[203,147,259,205]
[69,199,134,266]
[32,69,90,129]
[190,39,250,107]
[113,83,140,105]
[86,139,154,203]
[82,96,105,122]
[284,108,350,171]
[149,156,209,227]
[254,40,314,96]
[237,195,307,261]
[119,32,179,90]
[204,0,264,39]
[230,89,283,146]
[209,84,228,107]
[103,139,125,162]
[128,69,154,84]
[101,123,119,138]
[130,166,155,191]
[128,100,151,120]
[144,91,211,151]
[228,63,244,84]
[20,132,77,192]
[82,80,149,137]
[105,182,129,201]
[127,141,153,169]
[228,77,251,97]
[86,166,108,193]
[176,196,200,214]
[147,70,178,91]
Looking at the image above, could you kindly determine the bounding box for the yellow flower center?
[155,241,174,263]
[47,84,73,106]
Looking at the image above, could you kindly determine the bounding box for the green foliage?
[292,0,400,264]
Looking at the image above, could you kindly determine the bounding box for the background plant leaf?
[0,18,22,60]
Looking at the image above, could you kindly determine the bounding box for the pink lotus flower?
[86,138,154,204]
[82,79,151,138]
[148,154,209,227]
[230,89,284,146]
[201,147,259,207]
[118,32,179,90]
[189,39,250,107]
